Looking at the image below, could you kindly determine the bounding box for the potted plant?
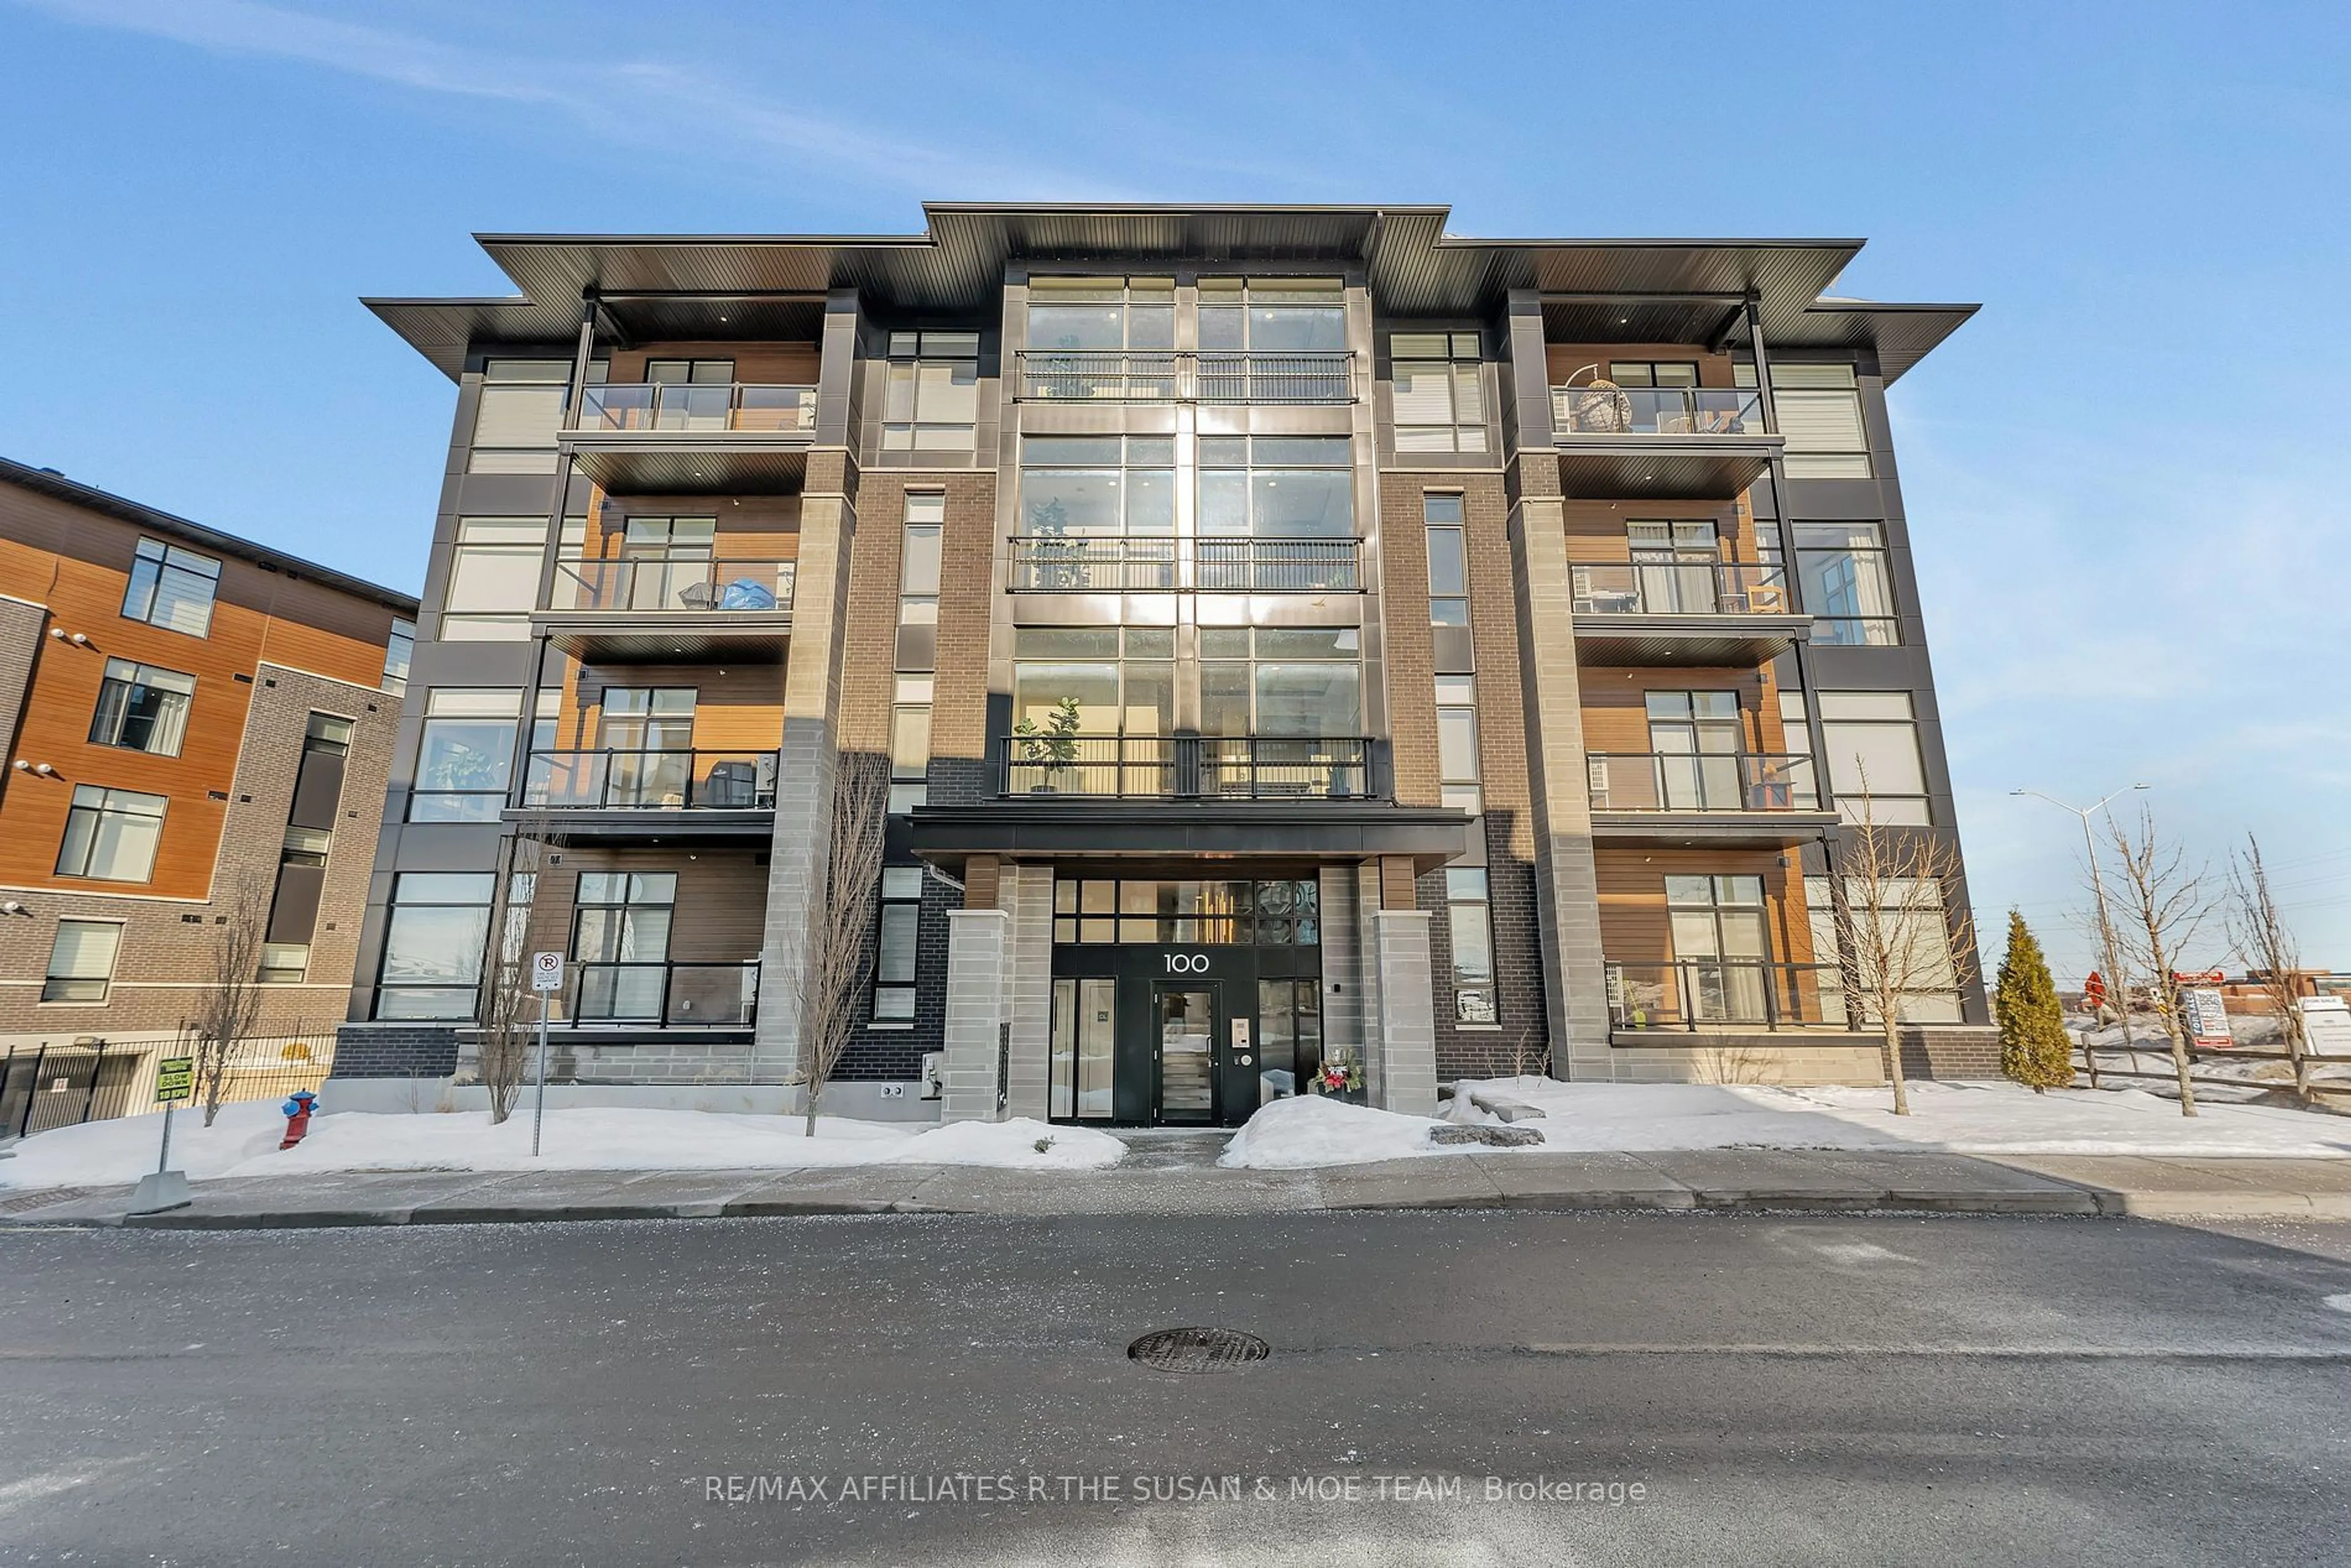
[1013,696,1082,792]
[1313,1057,1367,1105]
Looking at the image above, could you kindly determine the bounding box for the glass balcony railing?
[1605,959,1856,1031]
[1000,735,1376,800]
[1586,752,1820,813]
[576,383,816,433]
[1570,560,1791,616]
[519,749,778,811]
[1551,384,1765,437]
[547,557,795,615]
[1007,538,1361,593]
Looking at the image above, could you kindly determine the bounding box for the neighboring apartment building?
[337,203,1993,1128]
[0,457,415,1132]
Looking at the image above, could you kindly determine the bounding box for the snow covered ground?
[1216,1078,2351,1169]
[0,1102,1125,1191]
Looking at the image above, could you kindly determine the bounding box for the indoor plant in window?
[1013,696,1082,793]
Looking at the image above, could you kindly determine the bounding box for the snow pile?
[1217,1095,1469,1169]
[0,1104,1123,1190]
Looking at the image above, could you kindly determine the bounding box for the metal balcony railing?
[1014,350,1355,404]
[564,960,760,1028]
[1586,752,1820,813]
[576,383,816,433]
[1551,384,1764,437]
[1605,959,1858,1032]
[1571,560,1791,617]
[1007,536,1362,593]
[1000,734,1376,800]
[519,749,778,811]
[547,557,796,615]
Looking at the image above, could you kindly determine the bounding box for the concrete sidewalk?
[6,1144,2351,1228]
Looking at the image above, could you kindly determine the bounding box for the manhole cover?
[1127,1326,1270,1373]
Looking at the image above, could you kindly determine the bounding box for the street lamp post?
[2014,784,2148,1071]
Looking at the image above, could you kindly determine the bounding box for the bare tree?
[786,755,891,1136]
[473,820,552,1123]
[2104,803,2215,1116]
[2227,833,2312,1105]
[1828,784,1978,1117]
[190,869,272,1127]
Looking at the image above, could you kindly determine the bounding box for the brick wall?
[330,1022,460,1078]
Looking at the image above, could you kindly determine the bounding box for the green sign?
[155,1057,194,1104]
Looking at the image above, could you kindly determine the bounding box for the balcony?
[1013,350,1355,405]
[1570,560,1809,666]
[561,960,760,1032]
[1548,383,1780,499]
[1007,537,1362,594]
[1585,752,1836,847]
[1605,959,1858,1035]
[566,382,817,494]
[509,748,778,842]
[534,556,795,662]
[1002,735,1374,800]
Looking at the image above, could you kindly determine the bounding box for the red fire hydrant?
[280,1090,318,1150]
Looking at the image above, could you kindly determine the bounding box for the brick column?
[940,908,1009,1122]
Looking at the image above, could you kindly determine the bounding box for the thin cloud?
[15,0,1116,199]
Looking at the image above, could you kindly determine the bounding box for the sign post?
[530,951,563,1157]
[127,1055,196,1215]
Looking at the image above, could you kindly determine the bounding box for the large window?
[1198,279,1345,351]
[1198,436,1353,538]
[56,785,166,882]
[88,658,195,756]
[409,688,521,822]
[1201,626,1360,738]
[376,871,495,1019]
[1012,626,1173,735]
[1391,332,1486,452]
[573,871,676,1020]
[440,517,544,640]
[121,538,220,637]
[1016,436,1176,590]
[1052,878,1319,946]
[1424,492,1472,673]
[469,359,572,474]
[1436,673,1482,816]
[881,331,980,452]
[1027,277,1174,351]
[1752,362,1871,479]
[1668,874,1772,1022]
[1814,689,1930,825]
[1790,523,1897,645]
[42,920,122,1003]
[1809,874,1963,1022]
[872,866,924,1021]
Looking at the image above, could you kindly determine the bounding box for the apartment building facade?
[0,457,416,1133]
[336,203,1993,1127]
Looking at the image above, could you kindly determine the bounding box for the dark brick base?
[332,1024,461,1078]
[1899,1026,2001,1081]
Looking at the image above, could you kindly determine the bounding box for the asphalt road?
[2,1212,2349,1566]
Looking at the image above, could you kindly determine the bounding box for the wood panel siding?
[601,342,822,386]
[1544,343,1741,391]
[550,663,786,755]
[1594,847,1816,967]
[1562,497,1765,565]
[525,847,768,966]
[1577,664,1793,756]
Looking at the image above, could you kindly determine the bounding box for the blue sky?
[4,0,2347,977]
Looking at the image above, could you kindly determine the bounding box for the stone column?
[754,452,855,1093]
[1502,289,1612,1075]
[998,862,1054,1120]
[1370,910,1438,1115]
[940,908,1010,1122]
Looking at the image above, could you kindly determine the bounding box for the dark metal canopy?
[367,202,1975,383]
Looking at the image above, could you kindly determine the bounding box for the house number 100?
[1164,952,1210,973]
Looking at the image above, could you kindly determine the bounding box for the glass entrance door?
[1154,987,1216,1123]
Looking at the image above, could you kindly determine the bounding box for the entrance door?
[1153,986,1217,1124]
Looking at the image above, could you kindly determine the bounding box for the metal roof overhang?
[563,437,810,495]
[1573,613,1810,667]
[530,610,792,664]
[1589,811,1840,849]
[1554,436,1780,500]
[908,799,1472,874]
[368,206,1974,384]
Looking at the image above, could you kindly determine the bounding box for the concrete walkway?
[7,1142,2351,1228]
